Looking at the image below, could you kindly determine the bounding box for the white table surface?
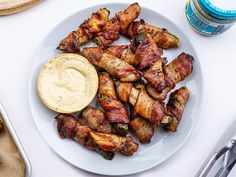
[0,0,236,176]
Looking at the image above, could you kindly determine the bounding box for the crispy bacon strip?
[90,131,138,156]
[125,19,180,49]
[55,114,115,160]
[81,106,112,134]
[147,53,194,101]
[105,45,138,66]
[163,87,190,132]
[129,106,154,144]
[81,47,141,82]
[115,81,165,125]
[58,8,110,53]
[94,3,141,49]
[134,32,163,70]
[144,58,166,92]
[55,114,138,158]
[98,72,129,124]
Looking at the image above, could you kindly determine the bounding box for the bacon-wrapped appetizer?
[81,47,141,82]
[94,3,141,49]
[129,106,154,144]
[143,58,166,92]
[147,52,194,101]
[98,72,129,136]
[115,81,165,125]
[55,114,115,160]
[56,114,138,158]
[80,106,112,134]
[105,45,138,66]
[125,19,179,49]
[58,8,110,53]
[133,32,163,70]
[90,131,138,156]
[163,87,190,132]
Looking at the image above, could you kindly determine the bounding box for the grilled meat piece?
[81,47,141,82]
[147,53,193,101]
[129,108,154,144]
[58,8,110,53]
[125,19,179,49]
[144,58,166,92]
[81,106,112,134]
[134,32,163,70]
[94,3,141,49]
[163,86,190,132]
[55,114,138,157]
[98,72,129,136]
[105,45,138,66]
[90,131,138,156]
[115,81,165,125]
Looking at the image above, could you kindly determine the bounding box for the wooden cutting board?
[0,0,42,16]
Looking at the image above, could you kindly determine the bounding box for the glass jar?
[185,0,236,36]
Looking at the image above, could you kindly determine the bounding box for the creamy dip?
[37,54,98,113]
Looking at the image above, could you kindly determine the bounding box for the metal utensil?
[196,119,236,177]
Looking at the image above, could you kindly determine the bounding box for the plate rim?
[27,2,204,176]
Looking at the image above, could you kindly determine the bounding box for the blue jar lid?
[198,0,236,20]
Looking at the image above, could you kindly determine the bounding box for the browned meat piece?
[81,47,141,82]
[115,81,133,102]
[114,81,165,125]
[116,2,141,33]
[134,32,163,70]
[98,72,129,136]
[147,53,193,101]
[94,3,141,49]
[81,106,112,134]
[94,17,121,49]
[105,45,138,66]
[55,114,138,158]
[90,131,138,156]
[129,108,154,144]
[163,86,190,132]
[125,19,180,49]
[58,8,110,53]
[144,58,166,92]
[55,114,114,160]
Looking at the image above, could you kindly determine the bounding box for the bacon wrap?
[144,59,166,92]
[94,3,141,49]
[147,53,193,101]
[82,47,141,82]
[98,72,129,124]
[115,81,133,102]
[125,19,180,49]
[90,132,138,156]
[133,88,165,125]
[105,45,138,66]
[125,19,145,38]
[129,108,154,144]
[116,2,141,33]
[99,99,129,123]
[94,18,121,49]
[164,86,190,132]
[58,8,110,53]
[135,32,163,70]
[164,52,194,83]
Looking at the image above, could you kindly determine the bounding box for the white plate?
[28,3,203,176]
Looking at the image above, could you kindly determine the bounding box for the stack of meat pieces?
[56,3,193,160]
